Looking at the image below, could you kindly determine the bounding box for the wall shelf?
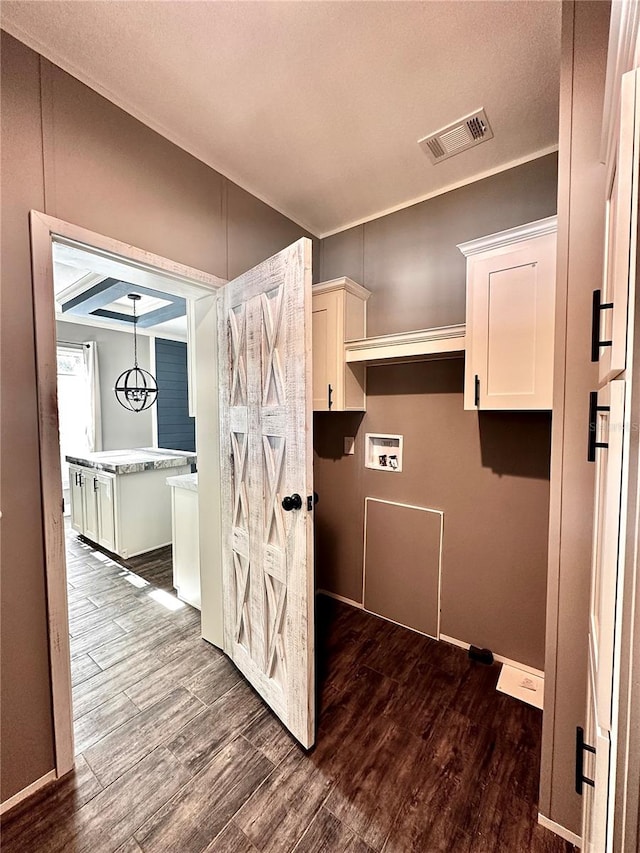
[344,324,465,366]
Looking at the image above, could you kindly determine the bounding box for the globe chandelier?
[114,294,159,412]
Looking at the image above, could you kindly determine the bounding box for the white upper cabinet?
[312,277,371,411]
[458,216,557,411]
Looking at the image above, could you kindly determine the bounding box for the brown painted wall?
[0,32,316,803]
[315,362,552,670]
[0,34,56,803]
[314,154,558,671]
[321,153,559,335]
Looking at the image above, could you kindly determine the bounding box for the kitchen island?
[67,448,195,558]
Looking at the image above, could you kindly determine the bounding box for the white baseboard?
[439,633,544,679]
[538,813,582,848]
[0,769,56,816]
[316,589,363,609]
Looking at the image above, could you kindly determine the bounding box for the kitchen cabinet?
[458,216,557,410]
[67,448,195,558]
[69,464,85,534]
[166,473,200,609]
[312,277,371,411]
[96,472,116,552]
[82,471,100,542]
[69,464,115,551]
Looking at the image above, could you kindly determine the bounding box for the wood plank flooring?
[1,529,577,853]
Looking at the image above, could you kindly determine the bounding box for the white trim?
[312,277,371,301]
[149,335,159,449]
[29,210,226,781]
[345,324,465,364]
[439,633,545,679]
[538,813,582,848]
[457,215,558,257]
[600,0,640,168]
[363,497,443,641]
[319,146,559,239]
[52,236,223,297]
[0,770,57,816]
[56,271,106,304]
[316,589,363,609]
[55,311,188,343]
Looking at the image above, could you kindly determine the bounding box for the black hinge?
[587,391,610,462]
[307,492,319,512]
[328,384,333,410]
[591,289,614,362]
[474,375,480,407]
[575,726,596,794]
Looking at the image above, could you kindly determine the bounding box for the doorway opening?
[30,211,226,778]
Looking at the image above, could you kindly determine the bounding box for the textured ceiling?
[2,1,562,237]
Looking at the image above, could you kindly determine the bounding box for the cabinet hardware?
[93,477,99,492]
[575,726,596,794]
[587,391,610,462]
[474,375,480,407]
[328,384,333,410]
[591,289,614,362]
[282,493,303,512]
[306,492,319,512]
[74,471,78,487]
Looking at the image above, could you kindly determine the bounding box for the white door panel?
[218,238,315,748]
[582,379,626,849]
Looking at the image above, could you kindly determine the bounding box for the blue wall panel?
[155,338,195,453]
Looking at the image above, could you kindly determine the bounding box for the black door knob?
[282,493,302,512]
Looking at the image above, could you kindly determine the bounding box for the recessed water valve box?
[365,433,403,472]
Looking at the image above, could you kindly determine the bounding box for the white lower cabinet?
[68,464,190,558]
[70,464,116,552]
[167,474,200,609]
[82,472,100,542]
[69,465,85,534]
[96,473,116,552]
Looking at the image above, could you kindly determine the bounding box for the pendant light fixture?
[114,294,158,412]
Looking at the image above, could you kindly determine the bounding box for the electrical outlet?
[344,436,355,456]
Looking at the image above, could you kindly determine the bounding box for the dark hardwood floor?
[1,528,577,853]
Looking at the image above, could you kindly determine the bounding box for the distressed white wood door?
[582,380,626,852]
[218,238,315,748]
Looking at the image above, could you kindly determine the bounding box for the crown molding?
[313,277,371,300]
[457,215,558,258]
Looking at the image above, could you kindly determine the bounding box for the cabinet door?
[97,474,116,553]
[69,465,84,534]
[465,232,556,410]
[597,69,639,384]
[312,291,340,411]
[82,471,99,542]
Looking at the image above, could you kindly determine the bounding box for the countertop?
[166,473,198,493]
[66,448,196,475]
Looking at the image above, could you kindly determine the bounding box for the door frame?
[29,210,226,779]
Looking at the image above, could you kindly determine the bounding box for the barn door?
[217,238,315,748]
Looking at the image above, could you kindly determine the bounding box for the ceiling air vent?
[419,109,494,164]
